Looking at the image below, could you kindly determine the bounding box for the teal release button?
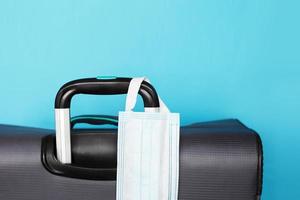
[96,76,117,80]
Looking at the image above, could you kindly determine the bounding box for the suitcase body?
[0,77,263,199]
[0,119,262,200]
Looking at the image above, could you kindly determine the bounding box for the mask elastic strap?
[125,77,169,113]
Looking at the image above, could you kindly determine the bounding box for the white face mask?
[116,77,180,200]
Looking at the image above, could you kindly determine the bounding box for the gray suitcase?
[0,77,263,200]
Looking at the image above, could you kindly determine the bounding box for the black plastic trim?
[255,131,263,199]
[41,135,116,180]
[55,77,160,108]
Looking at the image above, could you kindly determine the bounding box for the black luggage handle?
[55,76,160,164]
[55,76,160,108]
[70,115,118,128]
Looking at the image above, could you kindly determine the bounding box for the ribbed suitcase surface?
[0,119,262,200]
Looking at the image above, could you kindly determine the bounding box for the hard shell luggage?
[0,77,263,200]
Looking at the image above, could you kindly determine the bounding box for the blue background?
[0,1,299,199]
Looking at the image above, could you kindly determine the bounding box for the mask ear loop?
[125,77,145,112]
[125,77,170,113]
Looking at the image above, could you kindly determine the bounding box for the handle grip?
[71,115,118,128]
[55,77,159,164]
[55,77,160,108]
